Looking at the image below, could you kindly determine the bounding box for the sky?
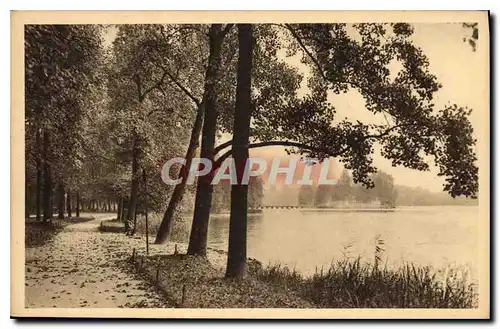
[104,23,486,193]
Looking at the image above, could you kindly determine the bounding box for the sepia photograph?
[10,10,490,319]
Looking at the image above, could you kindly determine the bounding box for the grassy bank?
[129,252,312,308]
[127,250,476,308]
[101,218,477,308]
[253,260,477,308]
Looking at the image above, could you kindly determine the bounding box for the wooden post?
[131,248,136,263]
[181,284,186,307]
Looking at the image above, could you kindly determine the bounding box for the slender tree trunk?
[35,129,42,221]
[117,197,122,221]
[120,198,126,223]
[187,24,224,256]
[127,133,140,235]
[42,130,52,222]
[226,24,253,279]
[57,183,65,219]
[154,24,229,245]
[153,108,203,244]
[76,191,80,217]
[66,188,72,218]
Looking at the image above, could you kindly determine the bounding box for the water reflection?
[208,213,263,249]
[205,206,478,276]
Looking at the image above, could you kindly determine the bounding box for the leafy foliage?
[246,23,478,197]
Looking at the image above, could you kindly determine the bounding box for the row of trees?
[298,170,397,207]
[25,25,106,221]
[26,23,478,278]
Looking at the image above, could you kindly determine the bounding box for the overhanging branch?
[213,140,350,169]
[214,122,410,156]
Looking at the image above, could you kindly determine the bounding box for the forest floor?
[25,215,311,308]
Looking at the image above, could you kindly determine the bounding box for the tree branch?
[282,24,395,118]
[134,74,143,102]
[214,122,414,165]
[214,140,232,154]
[161,66,201,107]
[213,123,400,155]
[213,140,350,169]
[284,24,329,81]
[140,69,169,101]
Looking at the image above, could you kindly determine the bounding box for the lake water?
[203,206,479,276]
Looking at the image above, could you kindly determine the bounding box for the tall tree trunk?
[226,24,253,279]
[42,130,52,222]
[76,191,80,217]
[66,188,72,218]
[126,133,140,235]
[187,24,224,256]
[35,129,42,221]
[154,24,229,245]
[153,108,203,244]
[57,183,65,219]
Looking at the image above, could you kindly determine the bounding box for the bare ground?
[25,215,172,308]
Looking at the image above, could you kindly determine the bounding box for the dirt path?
[25,214,171,308]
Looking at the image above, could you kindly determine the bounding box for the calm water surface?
[202,206,479,276]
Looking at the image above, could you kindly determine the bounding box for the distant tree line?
[296,169,478,208]
[298,170,397,208]
[395,185,478,206]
